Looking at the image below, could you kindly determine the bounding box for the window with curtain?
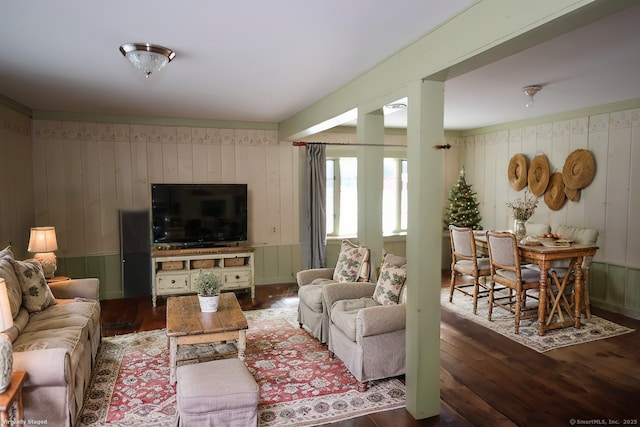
[326,157,407,237]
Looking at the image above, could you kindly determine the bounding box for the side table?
[0,371,27,424]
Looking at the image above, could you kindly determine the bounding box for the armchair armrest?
[13,348,70,387]
[357,304,406,337]
[296,268,334,287]
[49,278,100,300]
[323,282,376,315]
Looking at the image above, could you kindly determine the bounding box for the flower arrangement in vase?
[195,270,222,312]
[506,191,538,239]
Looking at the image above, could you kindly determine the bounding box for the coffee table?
[166,293,248,385]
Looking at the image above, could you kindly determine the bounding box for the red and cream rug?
[78,307,406,426]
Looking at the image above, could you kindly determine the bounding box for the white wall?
[0,103,34,256]
[30,120,301,297]
[461,107,640,268]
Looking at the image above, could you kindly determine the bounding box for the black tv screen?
[151,184,248,247]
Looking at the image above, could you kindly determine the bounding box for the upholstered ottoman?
[176,358,260,427]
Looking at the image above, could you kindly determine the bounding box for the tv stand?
[151,246,254,307]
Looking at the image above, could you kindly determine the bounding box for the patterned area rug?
[441,287,634,352]
[78,307,405,426]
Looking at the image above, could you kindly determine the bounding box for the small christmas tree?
[444,167,482,230]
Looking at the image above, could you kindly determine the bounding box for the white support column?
[357,108,385,279]
[405,79,444,419]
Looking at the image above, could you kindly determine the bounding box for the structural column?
[356,108,385,278]
[405,79,444,418]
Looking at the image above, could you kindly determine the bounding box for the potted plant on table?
[195,270,222,312]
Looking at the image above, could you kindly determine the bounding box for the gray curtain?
[302,144,326,269]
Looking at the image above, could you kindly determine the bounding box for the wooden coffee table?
[166,293,248,385]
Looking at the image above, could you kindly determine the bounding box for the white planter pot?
[198,294,220,313]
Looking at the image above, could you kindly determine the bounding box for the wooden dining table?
[474,232,598,336]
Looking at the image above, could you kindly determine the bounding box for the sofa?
[0,246,101,426]
[323,252,407,386]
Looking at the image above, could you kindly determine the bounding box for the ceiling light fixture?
[523,85,542,108]
[383,97,408,115]
[119,43,175,78]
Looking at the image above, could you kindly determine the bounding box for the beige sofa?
[0,247,101,426]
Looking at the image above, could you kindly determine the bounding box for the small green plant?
[195,270,222,296]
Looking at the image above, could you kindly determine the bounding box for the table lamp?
[27,226,58,279]
[0,278,14,393]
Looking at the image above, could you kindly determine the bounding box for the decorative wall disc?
[528,154,550,196]
[508,153,528,191]
[544,172,566,211]
[562,149,595,190]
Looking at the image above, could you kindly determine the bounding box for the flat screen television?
[151,183,248,248]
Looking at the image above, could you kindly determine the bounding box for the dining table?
[474,231,598,336]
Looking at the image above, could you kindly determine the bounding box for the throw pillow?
[373,262,407,305]
[332,240,369,283]
[0,246,13,260]
[11,259,56,313]
[0,258,23,318]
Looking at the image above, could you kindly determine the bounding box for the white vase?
[198,294,220,313]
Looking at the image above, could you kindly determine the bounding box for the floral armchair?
[297,240,370,343]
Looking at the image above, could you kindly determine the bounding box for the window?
[326,157,407,237]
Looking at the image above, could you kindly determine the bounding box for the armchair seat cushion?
[298,280,333,312]
[330,297,378,341]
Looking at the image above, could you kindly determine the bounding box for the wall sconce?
[27,226,58,279]
[523,85,542,108]
[0,279,14,393]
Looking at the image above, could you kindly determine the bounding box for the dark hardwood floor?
[100,273,640,426]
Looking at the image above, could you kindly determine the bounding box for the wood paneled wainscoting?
[100,272,640,426]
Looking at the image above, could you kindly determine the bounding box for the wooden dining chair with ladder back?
[448,225,492,314]
[486,231,547,334]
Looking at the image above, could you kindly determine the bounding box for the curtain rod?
[293,141,402,148]
[293,141,451,149]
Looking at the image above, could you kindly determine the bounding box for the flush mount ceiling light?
[119,43,175,78]
[383,97,408,115]
[523,85,542,108]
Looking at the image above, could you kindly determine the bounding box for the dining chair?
[448,225,492,314]
[486,231,542,334]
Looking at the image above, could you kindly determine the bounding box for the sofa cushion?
[373,262,406,305]
[0,258,23,319]
[13,299,100,352]
[525,222,551,237]
[330,297,379,341]
[333,240,369,282]
[11,259,55,313]
[552,225,599,269]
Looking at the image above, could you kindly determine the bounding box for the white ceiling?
[1,1,639,132]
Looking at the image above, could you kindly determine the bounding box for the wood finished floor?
[100,273,640,426]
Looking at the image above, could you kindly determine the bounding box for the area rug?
[78,307,405,426]
[441,287,634,352]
